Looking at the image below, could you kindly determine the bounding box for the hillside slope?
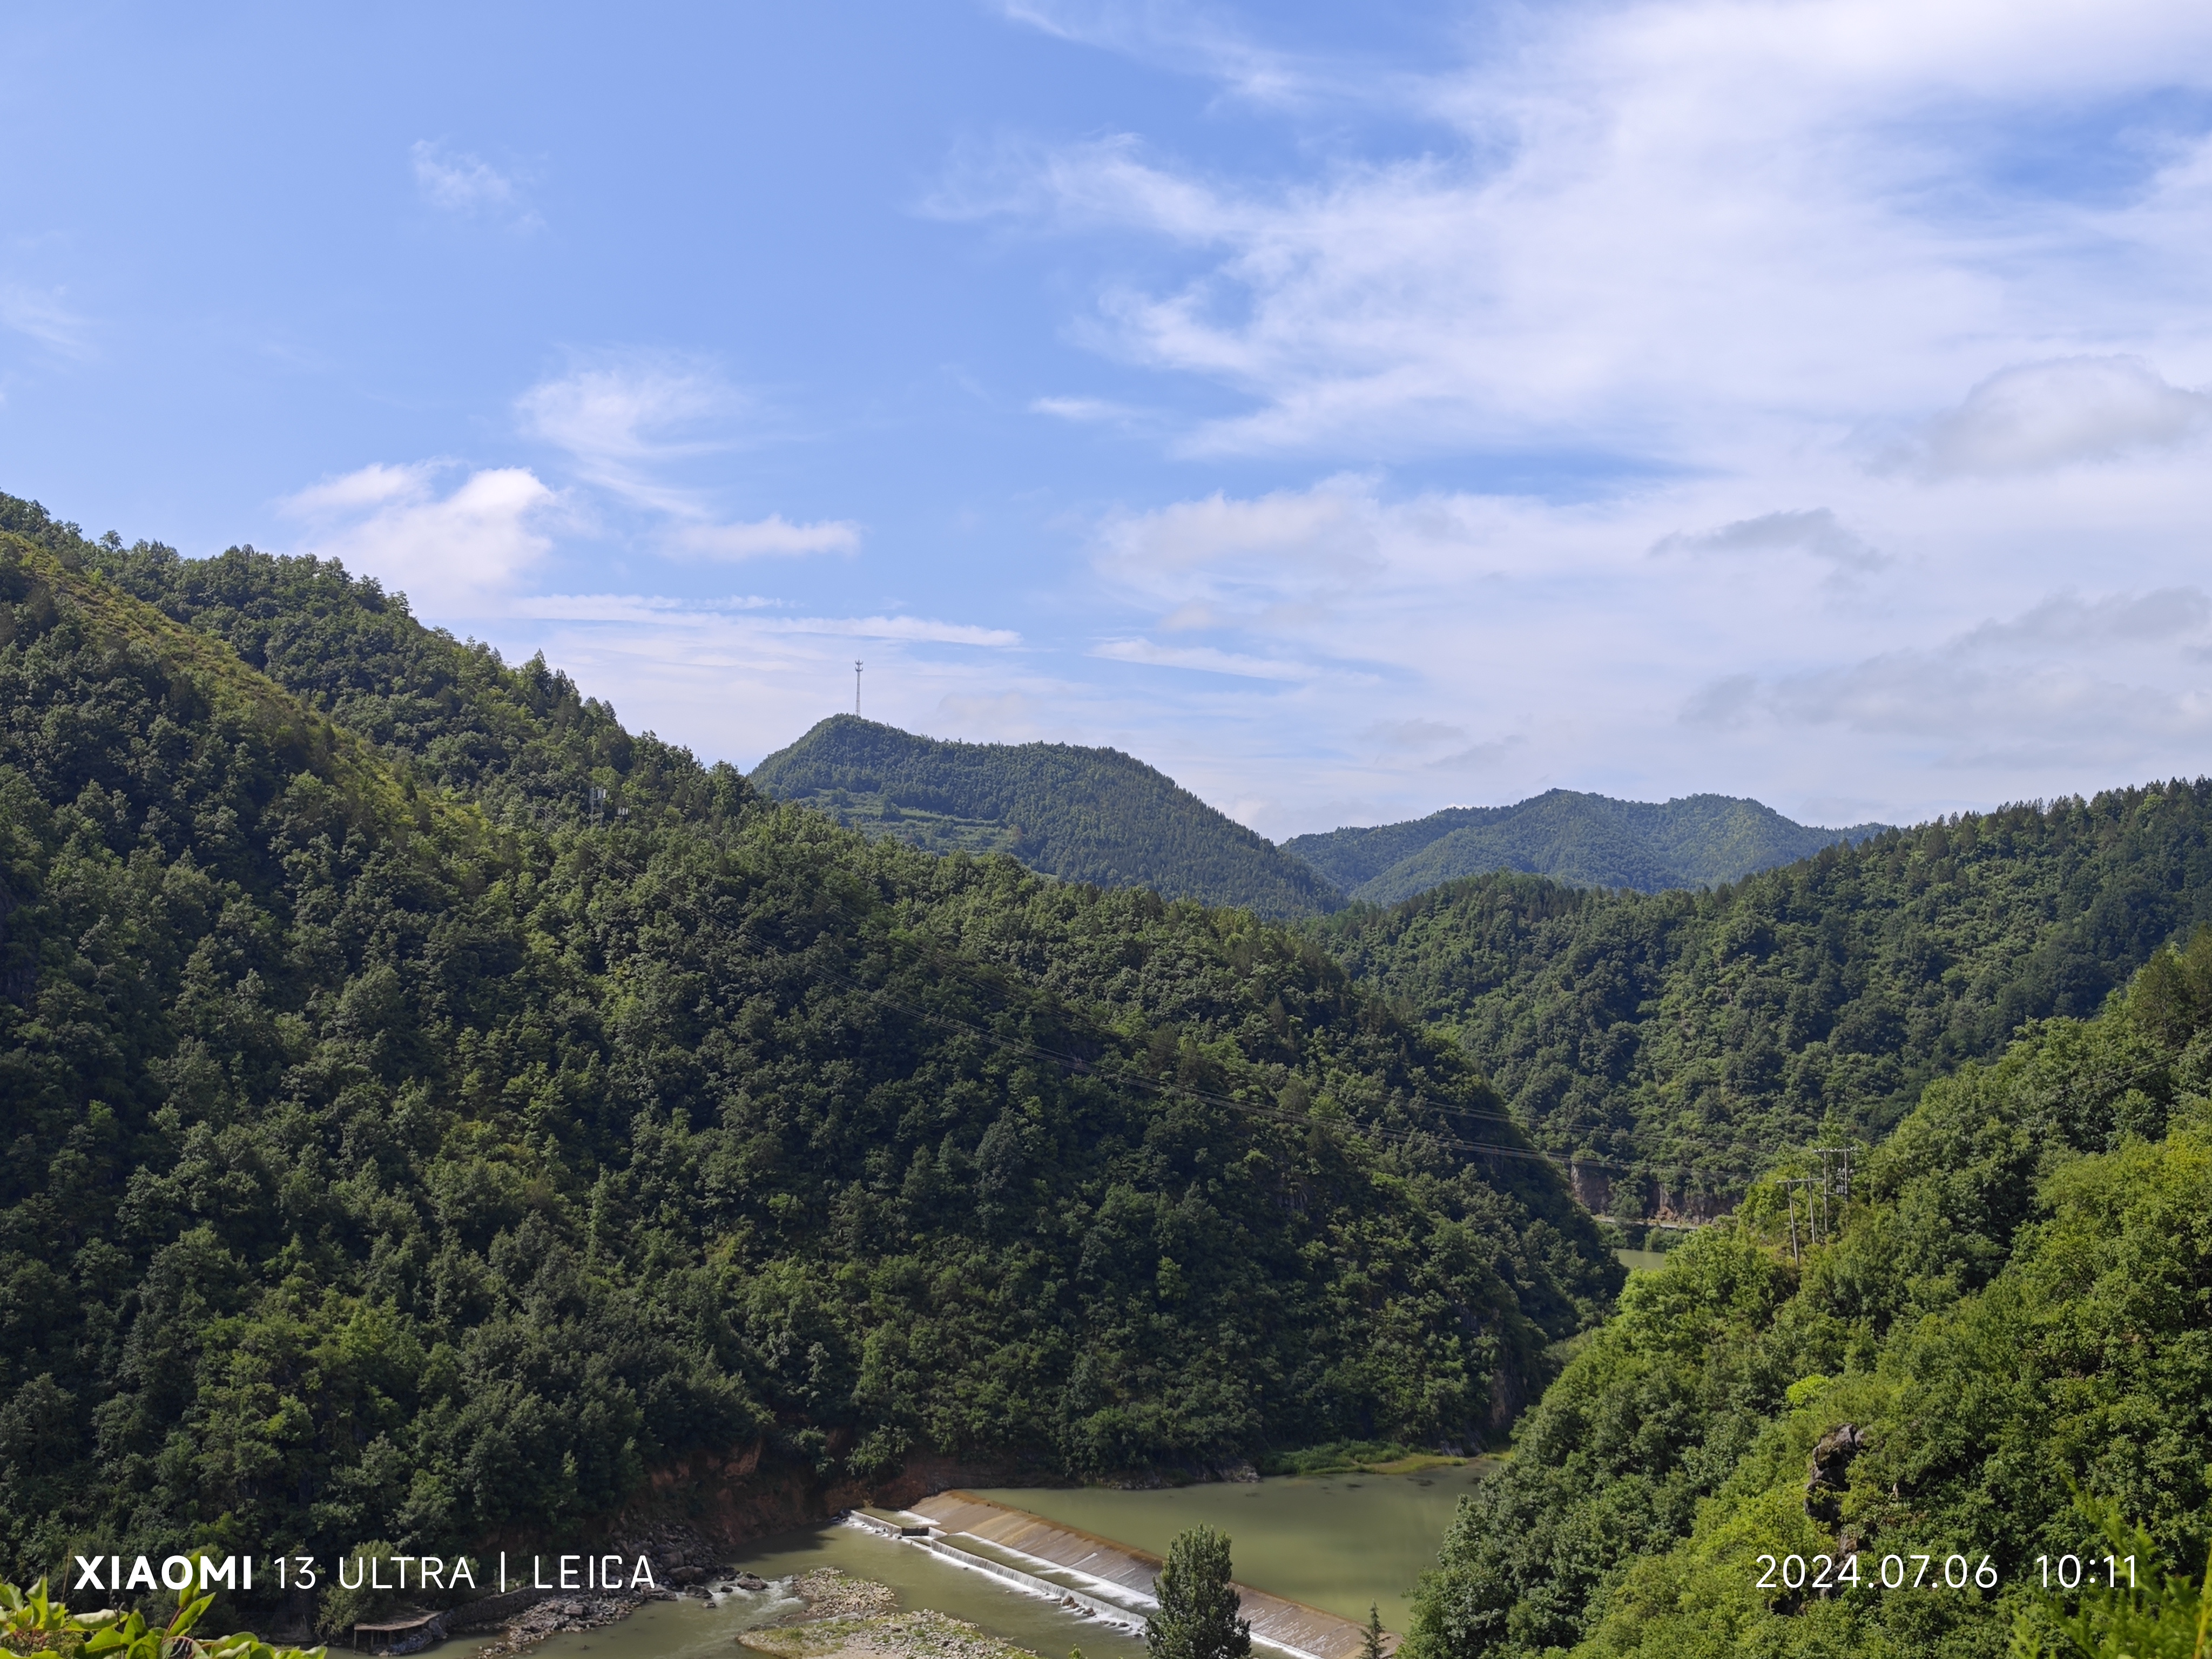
[1286,791,1887,903]
[751,714,1343,920]
[0,495,714,827]
[0,515,1615,1614]
[1403,937,2212,1659]
[1319,794,2212,1200]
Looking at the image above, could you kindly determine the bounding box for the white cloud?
[672,516,862,559]
[1098,481,1382,574]
[1030,395,1148,424]
[793,614,1019,646]
[885,1,2212,835]
[994,2,1318,107]
[1050,454,2212,837]
[510,592,779,622]
[460,599,1033,771]
[1428,739,1526,773]
[0,282,93,357]
[1363,718,1469,750]
[412,140,540,228]
[516,356,862,559]
[1898,357,2212,478]
[967,2,2212,462]
[1695,585,2212,759]
[511,591,1016,645]
[935,691,1051,741]
[517,357,736,515]
[1091,637,1312,679]
[279,463,559,619]
[1654,509,1885,571]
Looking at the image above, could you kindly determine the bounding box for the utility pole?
[854,660,862,717]
[1808,1145,1854,1240]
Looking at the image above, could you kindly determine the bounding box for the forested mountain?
[0,496,708,828]
[1404,935,2212,1659]
[0,502,1616,1614]
[1286,791,1887,905]
[751,714,1342,920]
[1320,795,2212,1204]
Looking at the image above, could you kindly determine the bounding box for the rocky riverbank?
[738,1570,1041,1659]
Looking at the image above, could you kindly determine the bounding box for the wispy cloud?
[516,356,736,514]
[1029,394,1150,426]
[511,592,781,622]
[963,2,2212,462]
[0,282,93,357]
[1091,637,1310,679]
[517,355,861,558]
[993,1,1359,110]
[412,140,541,230]
[514,590,1016,645]
[672,516,861,559]
[798,615,1018,645]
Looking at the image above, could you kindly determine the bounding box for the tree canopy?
[1147,1526,1251,1659]
[1400,931,2212,1659]
[0,510,1616,1615]
[1319,795,2212,1198]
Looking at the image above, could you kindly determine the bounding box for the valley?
[2,493,2209,1659]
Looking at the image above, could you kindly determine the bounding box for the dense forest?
[1319,798,2212,1204]
[1285,792,1887,906]
[751,716,1341,921]
[1403,932,2212,1659]
[0,501,1616,1615]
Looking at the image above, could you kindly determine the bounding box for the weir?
[876,1492,1392,1659]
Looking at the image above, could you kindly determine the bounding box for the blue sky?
[5,1,2212,838]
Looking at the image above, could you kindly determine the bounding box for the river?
[471,1521,1153,1659]
[967,1466,1487,1629]
[473,1462,1484,1659]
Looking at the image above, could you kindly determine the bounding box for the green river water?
[472,1465,1486,1659]
[969,1467,1488,1628]
[467,1525,1152,1659]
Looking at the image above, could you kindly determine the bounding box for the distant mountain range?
[752,718,1890,914]
[748,715,1343,920]
[1285,790,1890,904]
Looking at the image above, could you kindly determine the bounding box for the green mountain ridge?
[750,714,1343,920]
[14,488,2212,1659]
[0,499,1615,1610]
[1320,790,2212,1199]
[1286,791,1890,903]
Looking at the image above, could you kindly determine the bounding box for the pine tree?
[1145,1527,1252,1659]
[1362,1604,1387,1659]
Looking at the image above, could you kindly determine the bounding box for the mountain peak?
[748,717,1343,919]
[1285,790,1889,903]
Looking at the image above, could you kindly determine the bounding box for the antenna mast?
[854,659,862,717]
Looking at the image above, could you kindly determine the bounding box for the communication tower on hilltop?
[854,660,863,716]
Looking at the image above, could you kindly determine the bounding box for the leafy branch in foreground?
[1,1581,323,1659]
[2012,1503,2212,1659]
